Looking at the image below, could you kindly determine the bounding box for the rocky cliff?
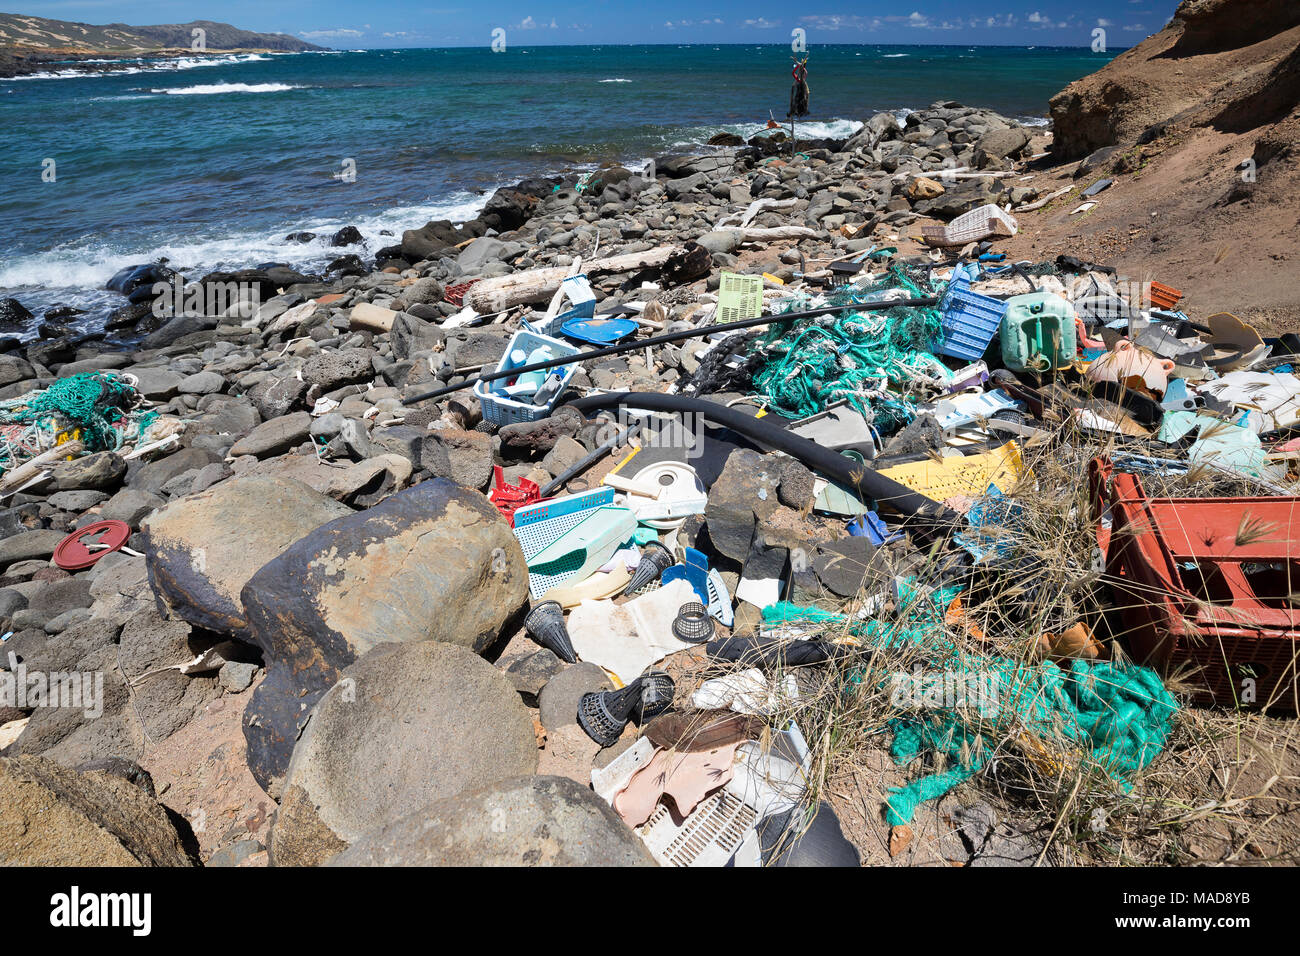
[1049,0,1300,159]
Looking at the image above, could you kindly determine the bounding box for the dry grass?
[694,415,1300,865]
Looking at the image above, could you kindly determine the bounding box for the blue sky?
[23,1,1178,48]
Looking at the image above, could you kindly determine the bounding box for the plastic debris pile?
[0,372,178,482]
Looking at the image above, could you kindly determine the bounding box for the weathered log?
[465,247,678,313]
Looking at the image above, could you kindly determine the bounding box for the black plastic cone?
[524,600,577,663]
[620,540,675,596]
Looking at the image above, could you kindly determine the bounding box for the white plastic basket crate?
[474,329,581,427]
[922,203,1018,248]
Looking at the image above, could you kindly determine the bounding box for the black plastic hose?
[402,296,940,406]
[566,391,963,530]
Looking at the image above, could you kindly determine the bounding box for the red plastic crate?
[443,278,481,308]
[1148,281,1183,311]
[1090,459,1300,711]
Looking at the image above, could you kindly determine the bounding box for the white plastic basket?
[474,329,580,427]
[922,203,1018,248]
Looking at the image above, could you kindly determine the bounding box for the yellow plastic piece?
[876,441,1025,500]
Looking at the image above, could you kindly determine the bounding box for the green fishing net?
[761,589,1179,826]
[0,372,153,474]
[747,267,949,430]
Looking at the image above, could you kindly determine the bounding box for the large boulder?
[268,642,538,866]
[0,754,193,866]
[241,479,529,793]
[330,775,656,867]
[141,476,351,635]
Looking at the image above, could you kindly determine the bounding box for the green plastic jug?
[999,292,1077,372]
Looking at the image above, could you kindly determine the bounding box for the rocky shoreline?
[0,101,1061,866]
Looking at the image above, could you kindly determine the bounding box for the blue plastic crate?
[936,274,1007,362]
[474,329,581,427]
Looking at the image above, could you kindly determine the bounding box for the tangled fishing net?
[0,372,163,478]
[762,582,1179,826]
[738,267,950,431]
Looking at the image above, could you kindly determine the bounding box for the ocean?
[0,43,1115,327]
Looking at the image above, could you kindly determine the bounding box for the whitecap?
[151,82,306,96]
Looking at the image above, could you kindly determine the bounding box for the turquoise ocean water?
[0,43,1115,324]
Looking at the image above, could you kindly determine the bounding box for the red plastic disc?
[53,520,132,571]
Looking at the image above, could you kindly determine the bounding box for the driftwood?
[466,246,678,313]
[1013,184,1075,212]
[716,197,799,229]
[0,440,84,495]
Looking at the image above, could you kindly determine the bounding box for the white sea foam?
[664,116,864,149]
[10,52,274,81]
[598,78,633,83]
[0,191,489,298]
[151,82,305,95]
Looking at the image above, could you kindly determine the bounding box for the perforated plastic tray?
[877,441,1024,501]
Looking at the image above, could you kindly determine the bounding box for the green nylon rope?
[761,594,1179,825]
[746,267,949,429]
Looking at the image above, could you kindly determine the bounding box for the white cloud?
[743,17,779,28]
[907,11,931,28]
[1097,18,1113,26]
[299,28,364,40]
[1123,22,1148,31]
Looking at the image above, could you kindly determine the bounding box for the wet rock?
[331,225,363,247]
[268,641,537,866]
[142,475,350,636]
[241,479,529,792]
[330,775,655,867]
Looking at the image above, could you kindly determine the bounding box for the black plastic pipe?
[402,296,940,406]
[566,391,963,529]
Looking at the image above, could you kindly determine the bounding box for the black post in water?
[788,55,809,158]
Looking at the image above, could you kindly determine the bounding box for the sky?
[18,0,1179,48]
